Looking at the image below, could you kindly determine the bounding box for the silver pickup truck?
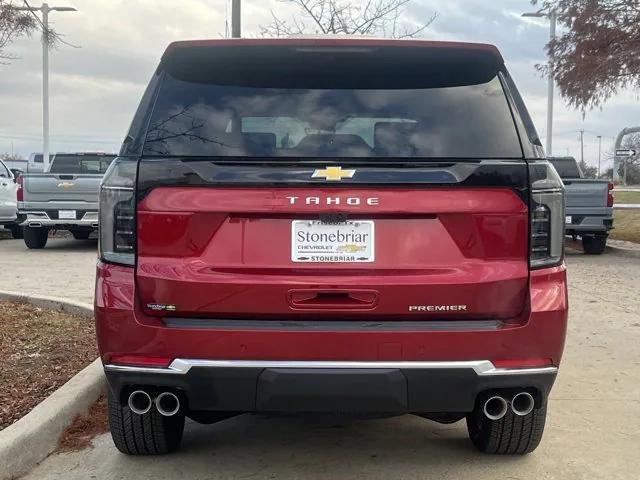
[548,157,614,255]
[18,153,116,249]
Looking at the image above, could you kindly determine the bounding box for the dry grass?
[57,394,109,452]
[0,301,97,430]
[610,210,640,244]
[614,191,640,204]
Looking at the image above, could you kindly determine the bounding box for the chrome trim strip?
[104,359,558,377]
[101,186,134,192]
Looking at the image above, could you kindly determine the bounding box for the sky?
[0,0,637,172]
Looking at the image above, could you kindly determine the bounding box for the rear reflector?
[16,175,24,202]
[109,355,172,368]
[607,182,615,207]
[493,358,554,369]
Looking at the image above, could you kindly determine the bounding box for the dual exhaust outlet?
[128,390,180,417]
[482,392,535,420]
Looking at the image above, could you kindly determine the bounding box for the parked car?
[548,156,614,254]
[97,38,567,456]
[17,152,116,248]
[0,159,22,238]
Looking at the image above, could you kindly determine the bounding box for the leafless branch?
[260,0,436,38]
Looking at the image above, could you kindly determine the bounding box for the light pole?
[231,0,241,37]
[522,9,557,157]
[597,135,602,178]
[13,3,77,172]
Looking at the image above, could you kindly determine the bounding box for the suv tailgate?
[136,162,529,321]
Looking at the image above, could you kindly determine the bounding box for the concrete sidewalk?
[12,250,640,480]
[0,235,97,304]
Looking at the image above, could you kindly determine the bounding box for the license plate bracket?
[59,210,77,220]
[291,220,375,263]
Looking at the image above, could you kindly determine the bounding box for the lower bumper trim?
[104,359,558,376]
[104,360,558,414]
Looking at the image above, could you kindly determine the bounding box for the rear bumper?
[96,261,568,414]
[104,360,556,414]
[565,207,614,234]
[19,210,99,229]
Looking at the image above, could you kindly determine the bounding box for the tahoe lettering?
[286,196,379,206]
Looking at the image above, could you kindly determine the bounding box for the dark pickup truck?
[548,157,614,254]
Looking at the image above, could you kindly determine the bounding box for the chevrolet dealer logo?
[312,166,356,181]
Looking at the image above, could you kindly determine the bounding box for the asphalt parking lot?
[1,235,638,480]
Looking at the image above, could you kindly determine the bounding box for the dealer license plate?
[565,215,572,224]
[59,210,77,220]
[291,220,375,263]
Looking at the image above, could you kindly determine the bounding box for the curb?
[0,292,104,480]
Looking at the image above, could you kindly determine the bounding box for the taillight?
[529,161,565,269]
[99,158,137,266]
[16,175,23,202]
[607,182,614,207]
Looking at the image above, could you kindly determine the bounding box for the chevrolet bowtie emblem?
[57,181,75,189]
[312,166,356,181]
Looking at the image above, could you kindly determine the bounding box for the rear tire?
[582,235,607,255]
[466,399,547,454]
[71,229,92,240]
[8,225,23,239]
[23,226,48,249]
[107,390,185,455]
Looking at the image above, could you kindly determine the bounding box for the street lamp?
[13,3,77,172]
[597,135,602,178]
[522,9,557,157]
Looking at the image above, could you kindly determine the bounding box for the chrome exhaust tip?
[155,391,180,417]
[128,390,152,415]
[483,395,508,421]
[511,392,535,416]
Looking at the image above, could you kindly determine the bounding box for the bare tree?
[532,0,640,111]
[260,0,436,38]
[0,0,36,61]
[0,152,25,161]
[0,0,75,63]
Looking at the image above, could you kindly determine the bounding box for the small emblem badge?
[57,181,75,189]
[146,303,177,312]
[312,166,356,181]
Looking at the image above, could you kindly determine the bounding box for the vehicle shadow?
[121,413,532,479]
[37,238,98,252]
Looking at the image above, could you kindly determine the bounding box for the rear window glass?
[141,48,522,159]
[49,155,115,174]
[549,158,581,179]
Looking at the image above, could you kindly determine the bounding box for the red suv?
[96,38,567,455]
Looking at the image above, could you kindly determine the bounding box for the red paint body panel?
[166,38,502,58]
[95,262,568,365]
[136,187,529,320]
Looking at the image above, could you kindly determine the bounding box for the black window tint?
[143,75,522,159]
[50,155,116,174]
[141,44,522,160]
[548,158,582,179]
[120,71,161,156]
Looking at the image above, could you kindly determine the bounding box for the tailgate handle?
[288,290,378,309]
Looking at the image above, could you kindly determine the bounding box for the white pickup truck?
[18,153,116,249]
